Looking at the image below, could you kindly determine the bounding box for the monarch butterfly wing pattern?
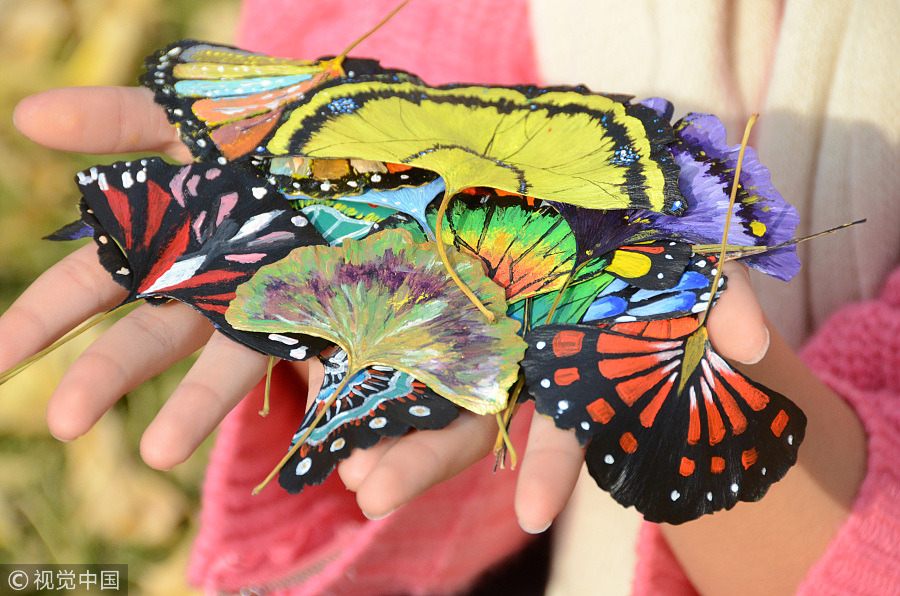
[75,158,331,360]
[522,319,806,524]
[582,254,725,324]
[279,350,460,493]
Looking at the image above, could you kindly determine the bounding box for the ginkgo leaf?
[432,190,608,301]
[226,229,526,414]
[263,80,686,215]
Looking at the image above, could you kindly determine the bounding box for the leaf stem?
[434,187,496,322]
[493,374,525,469]
[698,113,757,327]
[259,355,276,417]
[333,0,410,69]
[0,301,138,385]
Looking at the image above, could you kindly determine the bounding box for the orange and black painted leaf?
[521,316,806,524]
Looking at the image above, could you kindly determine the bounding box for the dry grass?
[0,1,242,593]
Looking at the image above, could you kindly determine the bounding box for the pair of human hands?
[1,85,770,533]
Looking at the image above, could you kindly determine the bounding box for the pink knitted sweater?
[188,1,900,594]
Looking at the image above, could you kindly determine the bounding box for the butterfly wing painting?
[280,349,459,493]
[508,242,705,329]
[507,273,617,328]
[142,40,421,164]
[522,317,806,524]
[635,101,801,280]
[427,190,610,302]
[244,78,686,214]
[71,158,331,360]
[601,241,693,291]
[304,176,445,240]
[582,254,725,323]
[259,155,440,200]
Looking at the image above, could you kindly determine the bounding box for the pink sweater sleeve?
[632,266,900,595]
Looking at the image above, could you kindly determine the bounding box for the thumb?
[706,261,769,365]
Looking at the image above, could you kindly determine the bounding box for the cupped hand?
[1,87,270,470]
[2,87,770,534]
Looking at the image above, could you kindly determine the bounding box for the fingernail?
[362,507,396,521]
[519,520,552,534]
[739,326,770,365]
[48,430,72,443]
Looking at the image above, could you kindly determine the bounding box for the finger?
[351,411,498,519]
[0,244,127,372]
[514,412,584,533]
[46,301,213,441]
[707,262,769,364]
[13,87,191,162]
[337,438,397,492]
[140,331,270,470]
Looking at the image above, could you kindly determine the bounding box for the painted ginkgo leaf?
[430,190,609,302]
[262,80,685,214]
[226,229,526,415]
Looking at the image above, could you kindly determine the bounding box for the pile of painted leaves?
[54,40,806,524]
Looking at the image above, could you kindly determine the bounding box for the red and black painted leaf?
[280,349,460,493]
[73,157,330,360]
[521,317,806,524]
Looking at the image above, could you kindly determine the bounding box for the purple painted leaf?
[226,229,526,415]
[637,99,801,280]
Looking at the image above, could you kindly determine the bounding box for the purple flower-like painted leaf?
[637,99,801,280]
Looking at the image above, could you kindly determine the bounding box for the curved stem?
[543,260,591,325]
[494,411,517,470]
[334,0,410,67]
[434,186,496,322]
[691,219,866,260]
[698,113,757,327]
[493,373,526,469]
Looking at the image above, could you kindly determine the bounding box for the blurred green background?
[0,1,242,593]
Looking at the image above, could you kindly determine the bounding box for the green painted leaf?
[407,190,610,302]
[226,229,525,414]
[508,272,616,327]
